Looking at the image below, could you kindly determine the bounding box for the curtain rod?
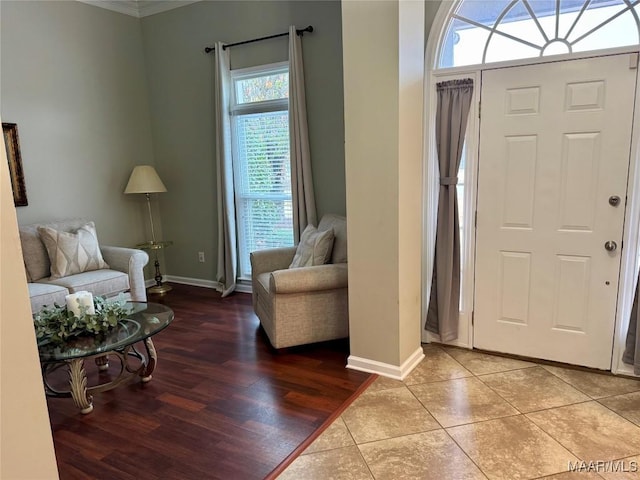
[204,25,313,54]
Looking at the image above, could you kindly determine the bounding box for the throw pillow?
[289,225,335,268]
[23,260,32,283]
[20,224,51,281]
[37,222,109,279]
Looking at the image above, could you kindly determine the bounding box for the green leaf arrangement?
[33,294,132,345]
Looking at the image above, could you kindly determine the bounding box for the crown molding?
[78,0,140,17]
[77,0,200,18]
[136,0,199,17]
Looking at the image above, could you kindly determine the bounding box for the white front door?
[474,54,637,369]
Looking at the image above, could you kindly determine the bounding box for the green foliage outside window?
[237,73,288,104]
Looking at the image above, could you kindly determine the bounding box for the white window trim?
[423,1,640,378]
[230,61,292,281]
[435,0,640,70]
[230,61,289,109]
[231,99,288,116]
[231,61,288,80]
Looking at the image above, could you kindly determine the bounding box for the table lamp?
[125,165,172,294]
[124,165,166,243]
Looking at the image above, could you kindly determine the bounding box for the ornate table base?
[42,338,157,414]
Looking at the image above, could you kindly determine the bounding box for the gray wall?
[0,1,156,247]
[2,0,429,284]
[140,0,345,280]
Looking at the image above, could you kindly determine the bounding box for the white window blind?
[231,63,293,278]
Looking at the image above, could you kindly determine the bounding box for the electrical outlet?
[198,251,205,263]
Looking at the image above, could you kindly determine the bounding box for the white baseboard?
[347,346,425,380]
[158,275,253,294]
[163,275,222,290]
[235,281,252,294]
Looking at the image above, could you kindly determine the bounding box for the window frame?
[229,61,293,280]
[436,0,640,69]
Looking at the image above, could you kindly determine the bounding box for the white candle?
[78,291,95,315]
[65,293,82,318]
[65,291,95,317]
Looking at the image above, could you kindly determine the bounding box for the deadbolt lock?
[609,195,621,207]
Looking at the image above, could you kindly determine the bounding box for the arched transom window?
[438,0,640,68]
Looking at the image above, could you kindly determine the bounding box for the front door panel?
[474,54,637,369]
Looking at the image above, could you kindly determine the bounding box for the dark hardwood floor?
[46,283,372,480]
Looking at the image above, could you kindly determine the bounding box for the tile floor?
[279,344,640,480]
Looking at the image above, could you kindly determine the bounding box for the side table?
[137,240,173,294]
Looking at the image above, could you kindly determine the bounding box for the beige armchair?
[250,214,349,349]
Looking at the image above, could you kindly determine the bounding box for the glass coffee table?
[38,302,173,414]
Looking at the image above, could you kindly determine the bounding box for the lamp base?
[149,256,171,295]
[148,284,172,295]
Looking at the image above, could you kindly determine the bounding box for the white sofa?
[20,219,149,313]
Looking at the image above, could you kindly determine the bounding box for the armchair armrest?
[250,247,297,277]
[270,263,348,294]
[100,245,149,302]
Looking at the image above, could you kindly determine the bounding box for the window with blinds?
[231,63,293,278]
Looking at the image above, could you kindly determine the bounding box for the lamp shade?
[124,165,167,194]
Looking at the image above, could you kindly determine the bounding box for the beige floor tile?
[599,455,640,479]
[304,417,355,455]
[341,386,440,444]
[366,375,405,392]
[358,429,487,480]
[447,415,579,480]
[527,402,640,462]
[479,367,590,413]
[403,346,472,386]
[278,445,373,480]
[409,377,519,427]
[542,366,640,399]
[599,391,640,427]
[443,347,537,375]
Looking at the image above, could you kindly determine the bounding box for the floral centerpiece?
[33,292,132,345]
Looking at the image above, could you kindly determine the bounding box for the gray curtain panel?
[289,26,317,241]
[425,79,474,341]
[214,42,238,297]
[623,272,640,375]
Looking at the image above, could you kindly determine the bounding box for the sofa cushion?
[42,269,129,298]
[289,225,334,268]
[318,214,347,264]
[38,222,109,278]
[28,283,69,312]
[23,259,33,283]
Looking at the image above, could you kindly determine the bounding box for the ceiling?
[78,0,200,18]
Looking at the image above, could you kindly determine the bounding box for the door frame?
[422,6,640,376]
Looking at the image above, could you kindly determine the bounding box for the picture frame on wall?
[2,122,28,207]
